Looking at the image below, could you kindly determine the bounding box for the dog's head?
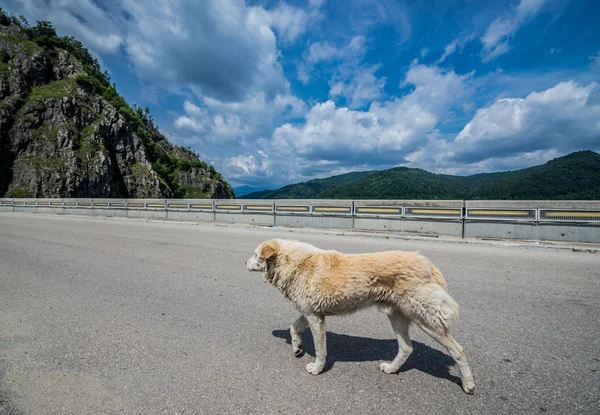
[246,239,281,272]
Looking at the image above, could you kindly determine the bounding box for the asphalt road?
[0,213,599,414]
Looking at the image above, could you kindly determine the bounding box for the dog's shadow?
[272,329,461,386]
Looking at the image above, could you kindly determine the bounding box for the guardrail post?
[461,200,466,239]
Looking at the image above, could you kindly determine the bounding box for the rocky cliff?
[0,11,234,199]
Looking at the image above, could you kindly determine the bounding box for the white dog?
[247,238,475,394]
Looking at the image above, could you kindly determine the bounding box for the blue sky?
[5,0,600,189]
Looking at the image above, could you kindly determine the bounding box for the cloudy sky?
[5,0,600,189]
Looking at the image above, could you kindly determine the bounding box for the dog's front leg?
[291,315,308,356]
[305,315,326,375]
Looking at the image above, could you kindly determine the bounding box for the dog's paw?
[462,378,475,395]
[305,362,323,375]
[293,344,303,357]
[379,362,399,374]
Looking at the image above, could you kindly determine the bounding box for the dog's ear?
[260,240,279,260]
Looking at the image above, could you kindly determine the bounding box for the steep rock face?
[0,13,234,199]
[7,84,167,197]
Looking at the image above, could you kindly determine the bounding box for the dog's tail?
[431,264,458,327]
[398,262,458,333]
[401,284,459,333]
[431,264,448,291]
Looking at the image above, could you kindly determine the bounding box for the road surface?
[0,213,599,414]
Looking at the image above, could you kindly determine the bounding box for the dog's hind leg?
[418,324,475,394]
[290,315,309,356]
[379,310,413,374]
[305,315,326,375]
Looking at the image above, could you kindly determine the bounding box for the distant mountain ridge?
[243,170,374,199]
[234,185,267,197]
[243,151,600,200]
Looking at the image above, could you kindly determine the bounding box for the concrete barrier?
[464,201,600,243]
[1,197,598,243]
[354,200,463,237]
[37,198,64,214]
[92,198,127,218]
[213,199,275,225]
[60,198,93,216]
[0,198,14,212]
[12,199,38,214]
[214,199,275,225]
[166,199,215,222]
[125,199,167,220]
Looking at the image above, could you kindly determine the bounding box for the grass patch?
[176,156,209,172]
[178,184,211,199]
[73,125,104,175]
[20,155,65,171]
[32,125,60,143]
[130,163,150,180]
[5,185,33,198]
[25,78,78,107]
[0,34,42,57]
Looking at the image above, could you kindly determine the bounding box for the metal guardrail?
[405,207,462,219]
[2,198,600,224]
[243,204,274,213]
[311,206,352,216]
[190,203,213,212]
[466,208,537,221]
[539,209,600,223]
[354,206,403,217]
[214,203,242,213]
[275,205,310,214]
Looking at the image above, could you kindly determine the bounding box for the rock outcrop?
[0,11,234,199]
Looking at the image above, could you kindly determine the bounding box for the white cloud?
[265,1,323,43]
[439,40,458,63]
[122,0,289,102]
[481,0,547,62]
[295,26,365,86]
[344,0,412,44]
[173,92,307,146]
[306,42,341,64]
[272,63,471,168]
[296,62,311,85]
[303,36,383,108]
[437,34,475,63]
[306,36,366,65]
[222,150,273,182]
[449,81,600,163]
[329,63,386,108]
